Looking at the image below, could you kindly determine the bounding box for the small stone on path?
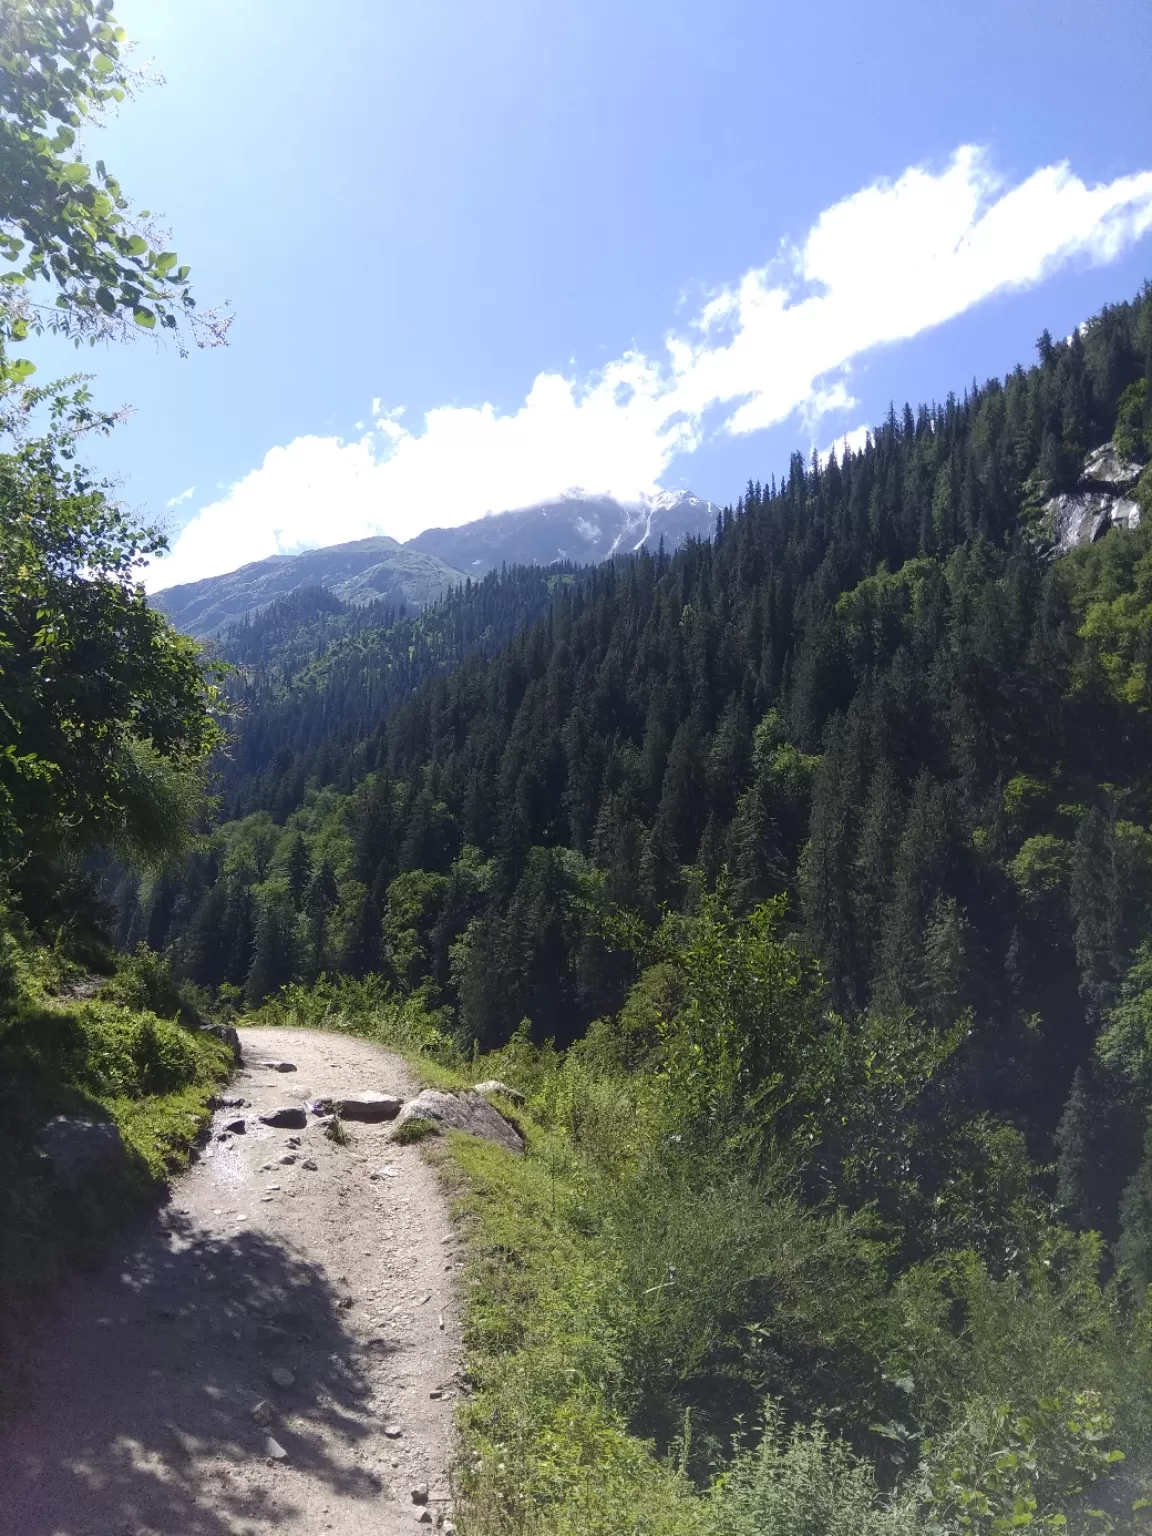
[251,1399,275,1425]
[264,1434,288,1460]
[223,1117,247,1134]
[270,1367,295,1388]
[385,1424,403,1438]
[411,1483,429,1504]
[260,1105,308,1129]
[272,1062,298,1072]
[301,1158,318,1170]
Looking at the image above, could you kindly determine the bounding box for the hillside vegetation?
[120,286,1152,1529]
[0,1,234,1298]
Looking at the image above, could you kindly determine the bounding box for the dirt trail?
[0,1028,463,1535]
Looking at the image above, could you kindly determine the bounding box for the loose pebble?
[270,1367,295,1388]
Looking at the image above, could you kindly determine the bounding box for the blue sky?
[27,0,1152,589]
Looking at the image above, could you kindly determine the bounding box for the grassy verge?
[440,1129,708,1536]
[0,949,233,1297]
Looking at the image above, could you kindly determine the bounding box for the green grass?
[0,993,232,1295]
[392,1114,440,1145]
[440,1130,709,1536]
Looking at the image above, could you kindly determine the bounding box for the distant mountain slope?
[408,488,715,571]
[152,538,467,638]
[154,492,715,638]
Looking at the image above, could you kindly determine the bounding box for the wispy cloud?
[165,485,195,510]
[148,146,1152,591]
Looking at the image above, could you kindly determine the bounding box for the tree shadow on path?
[0,1204,398,1535]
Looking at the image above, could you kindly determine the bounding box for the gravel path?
[0,1027,462,1535]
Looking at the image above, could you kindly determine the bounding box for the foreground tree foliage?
[0,0,227,380]
[0,0,222,931]
[0,392,222,911]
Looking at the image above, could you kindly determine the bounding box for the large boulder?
[34,1116,125,1192]
[394,1090,523,1154]
[314,1091,402,1123]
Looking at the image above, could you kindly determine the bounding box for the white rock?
[472,1079,526,1106]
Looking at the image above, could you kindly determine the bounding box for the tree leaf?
[133,306,156,329]
[62,162,90,184]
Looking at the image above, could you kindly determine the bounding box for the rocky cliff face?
[1045,443,1146,552]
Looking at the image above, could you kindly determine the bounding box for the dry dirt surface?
[0,1027,464,1535]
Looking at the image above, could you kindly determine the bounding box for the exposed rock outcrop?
[1045,442,1145,552]
[393,1090,524,1154]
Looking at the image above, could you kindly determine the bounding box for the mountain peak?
[154,490,719,638]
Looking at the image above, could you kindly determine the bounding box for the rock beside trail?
[200,1022,242,1062]
[259,1105,308,1129]
[314,1091,402,1123]
[34,1116,125,1192]
[472,1079,526,1106]
[394,1090,524,1154]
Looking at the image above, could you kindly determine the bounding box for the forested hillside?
[199,563,586,817]
[135,288,1152,1153]
[112,282,1152,1531]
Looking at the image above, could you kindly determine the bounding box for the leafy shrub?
[711,1401,915,1536]
[916,1392,1125,1534]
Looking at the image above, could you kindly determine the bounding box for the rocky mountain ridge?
[154,488,715,638]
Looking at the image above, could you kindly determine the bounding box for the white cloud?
[147,146,1152,591]
[165,485,195,509]
[818,424,872,466]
